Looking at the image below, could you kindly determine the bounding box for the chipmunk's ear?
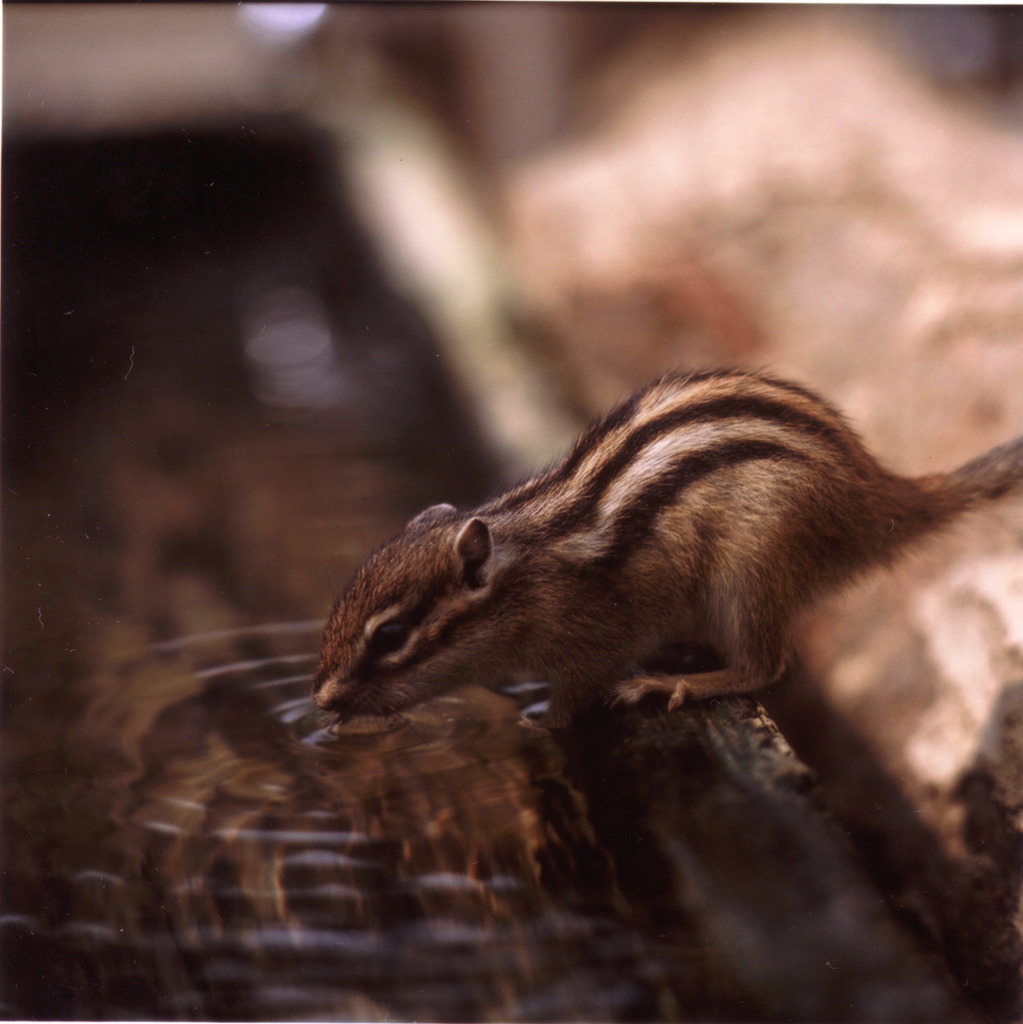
[455,518,493,591]
[408,503,456,529]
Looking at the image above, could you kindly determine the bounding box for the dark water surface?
[7,616,645,1021]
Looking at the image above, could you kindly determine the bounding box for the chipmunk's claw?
[614,673,691,710]
[666,686,690,711]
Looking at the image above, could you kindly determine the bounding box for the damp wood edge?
[554,691,983,1022]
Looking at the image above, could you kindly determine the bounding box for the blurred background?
[4,4,1023,1021]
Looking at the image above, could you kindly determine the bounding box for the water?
[1,127,668,1022]
[4,607,671,1021]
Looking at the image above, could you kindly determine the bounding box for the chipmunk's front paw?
[614,674,691,711]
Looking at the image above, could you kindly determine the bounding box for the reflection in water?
[4,620,663,1020]
[241,286,348,410]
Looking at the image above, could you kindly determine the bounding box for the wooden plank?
[556,695,976,1022]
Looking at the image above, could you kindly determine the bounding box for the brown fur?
[314,369,1023,728]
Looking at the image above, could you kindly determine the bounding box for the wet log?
[554,694,977,1023]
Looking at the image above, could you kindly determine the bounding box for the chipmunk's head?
[313,504,502,724]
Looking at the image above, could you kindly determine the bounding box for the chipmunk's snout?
[312,667,348,711]
[313,667,403,727]
[311,664,330,700]
[313,681,357,728]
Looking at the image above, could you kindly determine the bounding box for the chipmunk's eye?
[366,618,411,658]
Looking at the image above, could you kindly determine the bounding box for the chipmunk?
[314,369,1023,728]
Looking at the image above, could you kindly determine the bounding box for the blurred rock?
[505,9,1023,431]
[504,9,1023,1014]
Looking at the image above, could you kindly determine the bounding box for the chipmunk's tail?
[946,434,1023,506]
[895,434,1023,544]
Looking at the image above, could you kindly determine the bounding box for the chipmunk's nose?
[312,668,341,706]
[311,667,327,698]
